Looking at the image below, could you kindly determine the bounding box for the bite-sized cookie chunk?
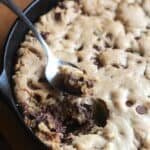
[58,65,96,95]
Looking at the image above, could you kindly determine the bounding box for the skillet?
[0,0,59,149]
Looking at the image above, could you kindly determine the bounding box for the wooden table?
[0,0,46,149]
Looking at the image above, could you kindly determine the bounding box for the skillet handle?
[0,70,12,102]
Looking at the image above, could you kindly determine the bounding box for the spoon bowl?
[45,59,80,94]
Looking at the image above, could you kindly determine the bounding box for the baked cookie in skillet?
[13,0,150,149]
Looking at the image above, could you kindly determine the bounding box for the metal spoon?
[1,0,79,95]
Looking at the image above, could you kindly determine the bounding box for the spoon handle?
[0,0,55,59]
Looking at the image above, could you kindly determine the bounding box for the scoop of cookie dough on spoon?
[51,65,96,96]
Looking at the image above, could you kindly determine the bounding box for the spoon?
[1,0,79,95]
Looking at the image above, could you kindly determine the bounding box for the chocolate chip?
[27,80,40,90]
[113,44,118,49]
[112,63,128,69]
[27,114,35,120]
[86,80,94,88]
[54,12,62,21]
[93,44,102,51]
[97,37,101,41]
[82,69,87,74]
[77,44,84,51]
[106,33,113,40]
[126,100,135,107]
[135,36,140,40]
[92,55,103,69]
[146,26,150,29]
[75,0,80,3]
[105,41,111,48]
[140,51,144,57]
[112,64,120,69]
[38,77,47,83]
[79,77,84,82]
[33,94,42,102]
[77,56,83,62]
[41,32,50,40]
[46,94,52,99]
[137,60,142,64]
[136,105,147,115]
[126,48,133,53]
[93,99,109,127]
[61,135,73,144]
[64,34,69,40]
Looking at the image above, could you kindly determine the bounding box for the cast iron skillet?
[0,0,59,149]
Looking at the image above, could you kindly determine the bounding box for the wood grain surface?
[0,0,32,71]
[0,0,46,150]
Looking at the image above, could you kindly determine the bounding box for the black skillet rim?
[2,0,60,149]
